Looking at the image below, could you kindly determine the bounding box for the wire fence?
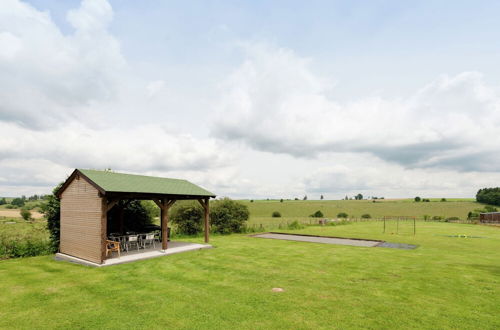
[245,216,477,232]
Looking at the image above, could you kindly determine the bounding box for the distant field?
[0,200,44,215]
[241,199,485,226]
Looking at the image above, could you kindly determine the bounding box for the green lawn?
[0,221,499,329]
[243,199,486,227]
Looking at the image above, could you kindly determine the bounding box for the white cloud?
[0,0,124,128]
[213,43,500,172]
[0,0,238,196]
[67,0,113,32]
[301,153,500,199]
[0,121,231,186]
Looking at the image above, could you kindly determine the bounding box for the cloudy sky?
[1,0,500,199]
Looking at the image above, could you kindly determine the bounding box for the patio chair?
[141,233,156,249]
[106,240,121,258]
[154,232,161,244]
[126,235,140,251]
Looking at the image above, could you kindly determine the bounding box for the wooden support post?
[198,198,210,243]
[100,196,108,263]
[160,199,176,250]
[160,200,167,250]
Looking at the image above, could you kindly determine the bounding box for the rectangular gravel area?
[253,233,381,247]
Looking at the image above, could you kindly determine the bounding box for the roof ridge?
[78,168,188,182]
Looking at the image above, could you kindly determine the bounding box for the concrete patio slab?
[55,241,212,267]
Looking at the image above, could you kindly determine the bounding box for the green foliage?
[41,183,63,253]
[484,205,498,212]
[337,212,348,218]
[20,209,32,221]
[5,204,15,209]
[423,198,430,202]
[361,213,371,219]
[414,196,421,202]
[354,193,363,200]
[0,220,51,259]
[107,200,153,233]
[287,220,305,230]
[210,198,249,234]
[432,215,443,220]
[467,211,479,219]
[11,198,25,207]
[140,200,160,220]
[441,198,447,202]
[0,239,52,259]
[445,217,459,221]
[476,187,500,206]
[0,198,6,205]
[272,211,281,218]
[279,199,283,203]
[303,195,308,201]
[170,202,204,235]
[310,210,324,218]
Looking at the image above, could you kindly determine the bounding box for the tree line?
[476,188,500,207]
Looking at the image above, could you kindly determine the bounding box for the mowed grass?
[243,199,485,226]
[0,222,499,329]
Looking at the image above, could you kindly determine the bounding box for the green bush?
[0,238,52,259]
[432,215,443,220]
[140,200,160,220]
[0,222,52,259]
[20,209,32,221]
[441,198,447,202]
[287,220,305,230]
[484,205,498,212]
[107,200,153,233]
[476,187,500,206]
[11,198,25,207]
[310,210,324,218]
[361,213,371,219]
[414,196,421,202]
[170,202,204,235]
[467,211,479,219]
[41,183,63,252]
[272,211,281,218]
[210,198,249,234]
[337,212,348,218]
[5,204,15,209]
[0,197,6,205]
[445,217,460,221]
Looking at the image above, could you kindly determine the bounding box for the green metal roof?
[78,169,215,197]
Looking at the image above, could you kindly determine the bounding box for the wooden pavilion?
[56,169,216,264]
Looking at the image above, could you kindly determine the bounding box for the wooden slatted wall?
[60,176,103,263]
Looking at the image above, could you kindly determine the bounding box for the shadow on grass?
[470,264,500,276]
